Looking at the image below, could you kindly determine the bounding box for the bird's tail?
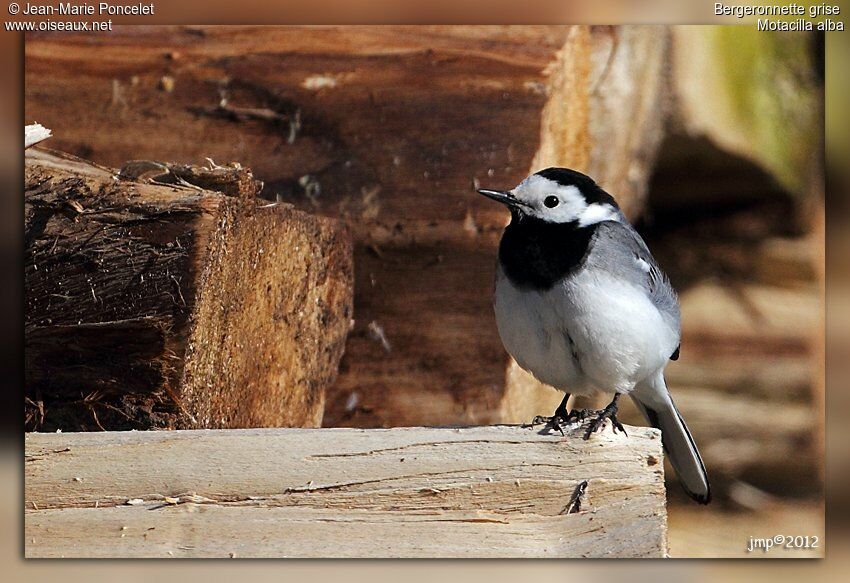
[631,373,711,504]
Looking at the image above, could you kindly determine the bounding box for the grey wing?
[586,220,681,340]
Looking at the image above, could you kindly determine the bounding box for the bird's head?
[477,167,621,226]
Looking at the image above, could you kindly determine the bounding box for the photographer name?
[22,3,154,16]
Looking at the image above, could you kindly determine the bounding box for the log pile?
[25,24,672,428]
[25,149,353,431]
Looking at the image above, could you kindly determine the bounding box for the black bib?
[498,213,597,291]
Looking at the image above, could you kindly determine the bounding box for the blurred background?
[21,25,824,558]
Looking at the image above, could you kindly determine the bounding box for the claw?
[524,408,592,436]
[525,415,566,435]
[523,415,551,428]
[582,394,627,440]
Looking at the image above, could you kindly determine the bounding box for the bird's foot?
[525,409,590,436]
[582,397,627,440]
[567,408,592,422]
[523,415,560,433]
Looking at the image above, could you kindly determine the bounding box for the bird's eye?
[544,195,560,208]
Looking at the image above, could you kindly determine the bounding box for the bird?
[477,167,711,504]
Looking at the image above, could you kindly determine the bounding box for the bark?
[25,149,353,431]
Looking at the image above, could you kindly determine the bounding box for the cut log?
[25,423,667,558]
[587,25,669,218]
[25,149,353,431]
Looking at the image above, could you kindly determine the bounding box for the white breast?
[494,266,590,394]
[494,265,679,396]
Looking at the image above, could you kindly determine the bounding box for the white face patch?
[577,203,618,227]
[510,174,620,226]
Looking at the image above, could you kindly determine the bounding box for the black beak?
[476,189,529,210]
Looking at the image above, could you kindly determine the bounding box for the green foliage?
[711,27,820,195]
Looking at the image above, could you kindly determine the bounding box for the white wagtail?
[478,167,711,504]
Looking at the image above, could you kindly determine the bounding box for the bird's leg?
[582,393,627,440]
[553,393,570,420]
[526,393,575,435]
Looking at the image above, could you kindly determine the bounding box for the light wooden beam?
[25,424,667,558]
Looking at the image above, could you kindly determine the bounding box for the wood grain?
[25,424,667,558]
[25,148,353,431]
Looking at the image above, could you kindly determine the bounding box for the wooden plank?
[25,424,667,558]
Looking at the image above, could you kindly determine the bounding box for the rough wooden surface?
[587,26,668,218]
[25,148,353,431]
[25,423,666,558]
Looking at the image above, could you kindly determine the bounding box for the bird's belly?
[494,273,586,392]
[494,267,678,395]
[562,269,679,391]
